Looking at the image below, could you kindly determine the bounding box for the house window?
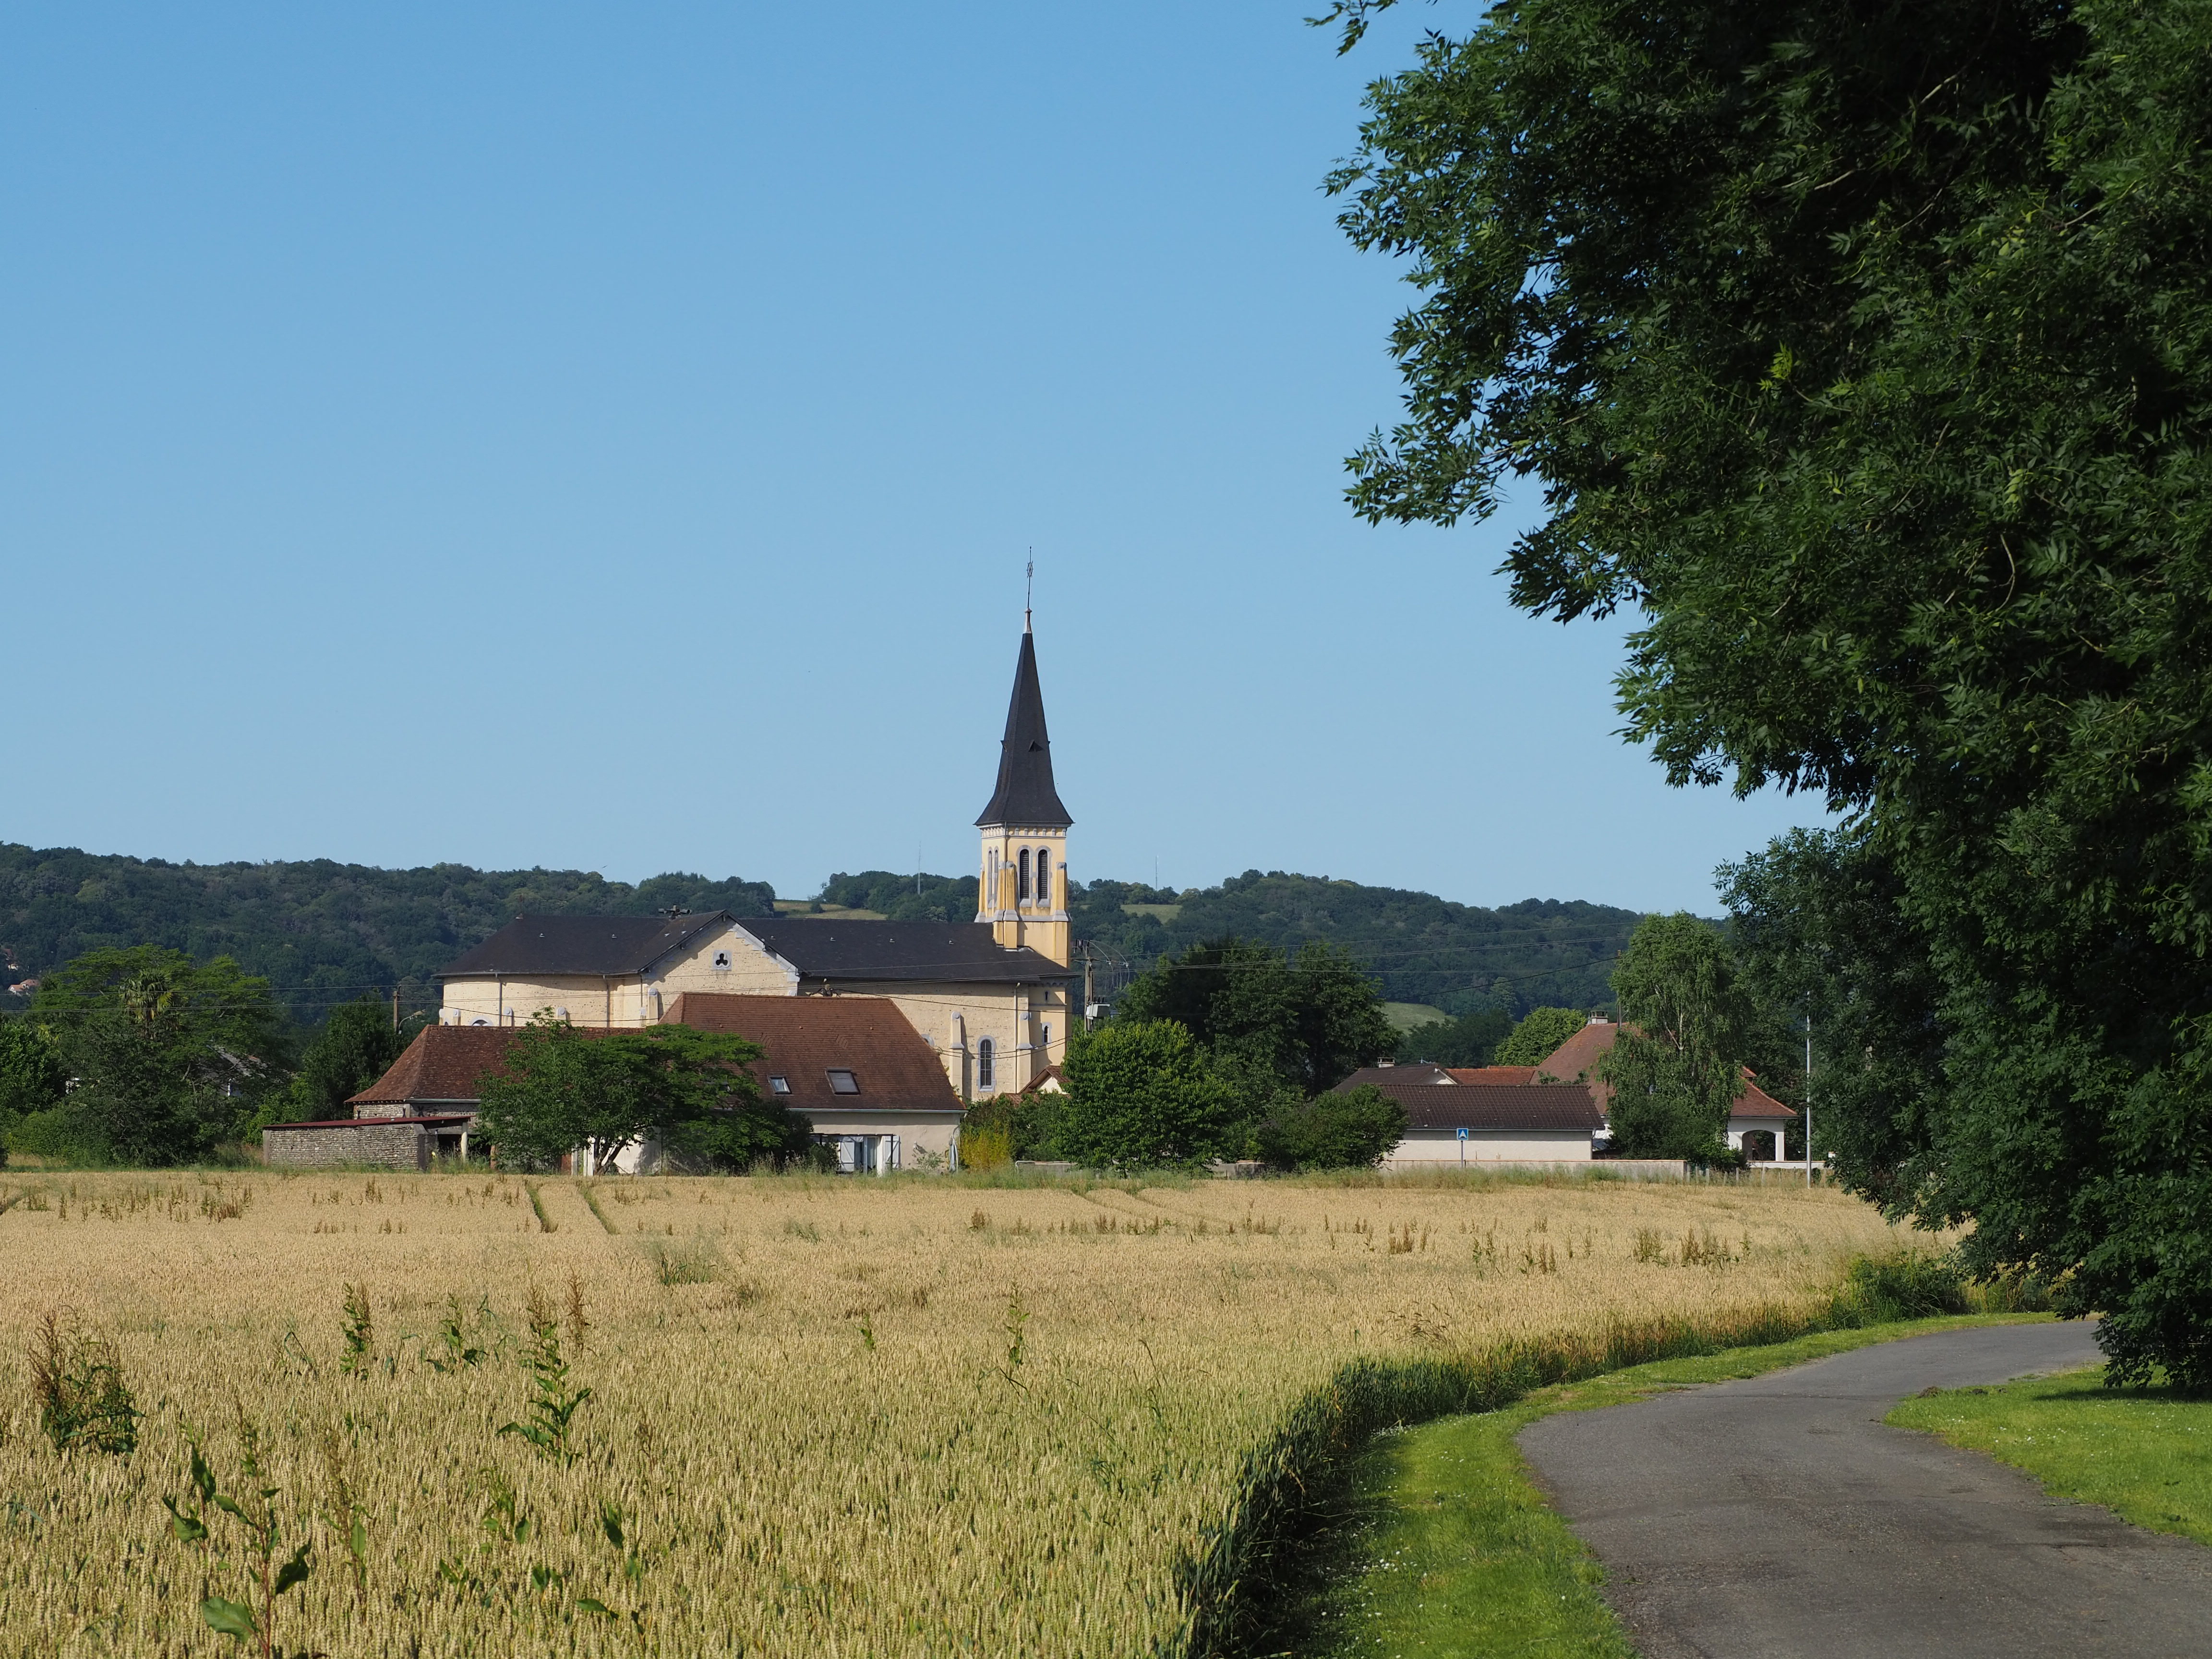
[769,1075,791,1095]
[1035,849,1049,904]
[712,949,732,971]
[827,1069,860,1095]
[1019,849,1031,901]
[977,1038,995,1089]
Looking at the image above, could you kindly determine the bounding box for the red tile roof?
[1528,1021,1797,1122]
[1533,1020,1620,1085]
[348,1026,520,1111]
[666,994,962,1113]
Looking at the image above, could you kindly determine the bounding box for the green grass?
[1274,1315,2049,1659]
[1383,1002,1452,1034]
[1887,1367,2212,1545]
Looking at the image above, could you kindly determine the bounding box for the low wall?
[1385,1130,1594,1165]
[263,1121,429,1171]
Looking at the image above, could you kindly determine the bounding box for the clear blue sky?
[0,3,1827,914]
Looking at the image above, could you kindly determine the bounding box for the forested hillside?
[0,843,774,1026]
[818,868,1642,1016]
[1,844,1641,1030]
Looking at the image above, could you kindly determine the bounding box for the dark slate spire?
[976,626,1072,828]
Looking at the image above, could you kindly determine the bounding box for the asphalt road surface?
[1517,1322,2212,1658]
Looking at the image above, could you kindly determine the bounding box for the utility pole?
[1804,1012,1815,1187]
[392,985,400,1031]
[1082,949,1095,1034]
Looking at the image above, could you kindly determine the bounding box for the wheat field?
[0,1168,1911,1658]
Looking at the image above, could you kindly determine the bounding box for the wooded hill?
[821,868,1642,1016]
[0,843,774,1027]
[0,842,1641,1028]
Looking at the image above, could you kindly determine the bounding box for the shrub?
[1058,1022,1240,1169]
[1254,1086,1408,1171]
[1840,1251,1971,1321]
[29,1309,139,1456]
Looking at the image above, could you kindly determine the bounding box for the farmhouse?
[1334,1062,1605,1164]
[432,623,1079,1103]
[262,991,964,1173]
[1535,1019,1800,1160]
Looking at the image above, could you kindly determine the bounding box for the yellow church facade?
[433,625,1078,1101]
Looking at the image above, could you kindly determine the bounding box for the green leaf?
[275,1540,313,1596]
[212,1494,249,1521]
[162,1497,208,1544]
[598,1501,624,1550]
[199,1598,257,1639]
[576,1598,615,1619]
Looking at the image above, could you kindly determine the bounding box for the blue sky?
[0,3,1828,913]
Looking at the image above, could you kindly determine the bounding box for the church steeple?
[976,624,1071,966]
[975,625,1072,830]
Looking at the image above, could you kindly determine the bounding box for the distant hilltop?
[0,843,1643,1027]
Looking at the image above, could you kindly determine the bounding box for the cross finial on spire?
[1025,550,1033,633]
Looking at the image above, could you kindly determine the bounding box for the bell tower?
[975,615,1072,966]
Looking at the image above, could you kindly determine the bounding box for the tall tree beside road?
[1328,0,2212,1384]
[1601,915,1751,1159]
[1721,830,1948,1203]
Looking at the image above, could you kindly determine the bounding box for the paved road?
[1517,1323,2212,1658]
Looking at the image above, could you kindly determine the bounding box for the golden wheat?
[0,1169,1910,1657]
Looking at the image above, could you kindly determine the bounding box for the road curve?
[1516,1322,2212,1659]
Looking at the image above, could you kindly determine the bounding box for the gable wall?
[439,921,797,1027]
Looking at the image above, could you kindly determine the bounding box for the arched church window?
[1035,849,1049,904]
[1019,849,1031,902]
[978,1037,995,1089]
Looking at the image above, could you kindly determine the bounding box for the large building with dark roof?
[433,624,1079,1110]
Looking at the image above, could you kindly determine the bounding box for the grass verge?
[1206,1312,2053,1659]
[1887,1367,2212,1546]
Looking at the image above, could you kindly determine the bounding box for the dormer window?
[712,949,732,971]
[769,1075,791,1095]
[827,1069,860,1095]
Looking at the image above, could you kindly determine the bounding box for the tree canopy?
[1600,915,1751,1159]
[276,996,426,1125]
[1056,1021,1241,1170]
[474,1017,796,1172]
[1332,0,2212,1381]
[19,947,290,1164]
[1116,936,1396,1103]
[1492,1007,1590,1069]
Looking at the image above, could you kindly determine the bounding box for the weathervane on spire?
[1025,550,1034,633]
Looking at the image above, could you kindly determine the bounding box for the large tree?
[1601,914,1751,1159]
[24,947,291,1164]
[1057,1021,1242,1169]
[277,997,426,1124]
[1330,0,2212,1384]
[1116,936,1395,1102]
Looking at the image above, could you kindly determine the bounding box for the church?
[431,622,1079,1103]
